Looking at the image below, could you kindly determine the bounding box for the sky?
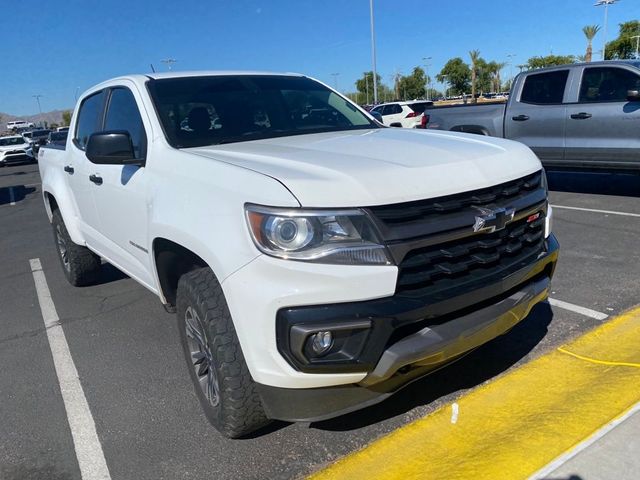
[2,0,638,115]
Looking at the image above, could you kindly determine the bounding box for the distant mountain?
[0,109,72,129]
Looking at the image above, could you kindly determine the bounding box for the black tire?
[51,210,101,286]
[176,267,270,438]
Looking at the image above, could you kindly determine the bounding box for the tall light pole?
[369,0,378,104]
[441,74,449,100]
[422,56,432,100]
[506,53,516,89]
[330,72,340,91]
[161,58,177,70]
[632,35,640,59]
[595,0,618,60]
[33,94,43,126]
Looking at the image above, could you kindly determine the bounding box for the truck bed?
[424,102,506,137]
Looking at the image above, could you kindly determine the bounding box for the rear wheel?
[51,210,101,286]
[176,267,270,438]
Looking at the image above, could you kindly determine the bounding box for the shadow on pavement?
[547,169,640,197]
[0,185,36,206]
[311,302,554,432]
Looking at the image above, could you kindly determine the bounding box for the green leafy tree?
[605,21,640,60]
[398,67,428,100]
[356,72,383,104]
[583,25,601,62]
[526,55,576,69]
[436,57,471,96]
[62,110,72,126]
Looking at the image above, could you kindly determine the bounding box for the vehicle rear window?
[579,67,640,103]
[407,102,433,114]
[147,75,377,148]
[520,70,569,104]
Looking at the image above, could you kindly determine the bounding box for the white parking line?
[552,204,640,218]
[548,298,609,321]
[29,258,112,480]
[9,187,15,205]
[529,400,640,479]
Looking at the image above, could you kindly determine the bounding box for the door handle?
[570,112,592,120]
[89,174,103,185]
[512,114,529,121]
[63,165,74,174]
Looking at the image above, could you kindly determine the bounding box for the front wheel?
[176,267,270,438]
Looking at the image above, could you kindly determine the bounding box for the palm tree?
[469,50,480,103]
[583,25,601,62]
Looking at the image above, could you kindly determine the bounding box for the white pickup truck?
[38,71,558,438]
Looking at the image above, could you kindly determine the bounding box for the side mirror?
[370,111,383,123]
[627,90,640,102]
[86,131,142,166]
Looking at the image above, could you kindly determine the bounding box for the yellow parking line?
[308,306,640,480]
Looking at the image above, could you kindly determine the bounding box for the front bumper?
[257,234,558,422]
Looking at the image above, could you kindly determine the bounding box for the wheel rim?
[184,306,220,407]
[55,225,70,272]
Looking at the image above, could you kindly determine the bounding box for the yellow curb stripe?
[308,306,640,480]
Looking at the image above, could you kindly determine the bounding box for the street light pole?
[595,0,618,60]
[33,94,43,127]
[161,58,177,70]
[632,35,640,59]
[422,56,432,101]
[330,72,340,91]
[506,53,516,89]
[369,0,378,104]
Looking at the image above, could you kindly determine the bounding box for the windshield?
[148,75,378,148]
[0,137,26,146]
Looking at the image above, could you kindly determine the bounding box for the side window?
[392,104,403,114]
[381,104,395,116]
[579,67,640,103]
[520,70,569,105]
[104,88,146,159]
[75,91,105,150]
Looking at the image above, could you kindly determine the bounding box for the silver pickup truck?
[424,60,640,171]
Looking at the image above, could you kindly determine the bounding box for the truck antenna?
[150,63,156,73]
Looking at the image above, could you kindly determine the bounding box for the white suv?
[6,120,35,131]
[370,100,433,128]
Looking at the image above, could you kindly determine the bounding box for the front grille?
[371,171,541,226]
[396,213,545,294]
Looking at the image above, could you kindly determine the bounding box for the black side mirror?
[86,131,142,166]
[370,111,383,123]
[627,90,640,102]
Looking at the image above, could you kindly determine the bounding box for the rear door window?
[520,70,569,104]
[75,91,105,150]
[578,67,640,103]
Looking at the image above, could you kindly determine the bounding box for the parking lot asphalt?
[0,163,638,480]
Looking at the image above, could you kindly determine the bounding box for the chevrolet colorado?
[38,71,558,438]
[424,61,640,171]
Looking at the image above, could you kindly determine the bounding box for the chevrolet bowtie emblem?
[473,206,516,233]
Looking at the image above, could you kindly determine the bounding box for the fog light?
[310,331,333,355]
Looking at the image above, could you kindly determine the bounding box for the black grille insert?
[371,171,542,225]
[397,213,545,294]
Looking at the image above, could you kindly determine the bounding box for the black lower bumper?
[259,234,559,422]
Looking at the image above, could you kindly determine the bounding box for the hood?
[0,144,28,152]
[187,128,542,207]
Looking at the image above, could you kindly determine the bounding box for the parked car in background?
[23,129,52,156]
[56,126,70,132]
[421,60,640,171]
[39,71,557,438]
[47,130,68,147]
[370,100,434,128]
[6,120,35,131]
[0,135,32,165]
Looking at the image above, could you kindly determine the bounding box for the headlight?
[245,204,393,265]
[540,168,552,238]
